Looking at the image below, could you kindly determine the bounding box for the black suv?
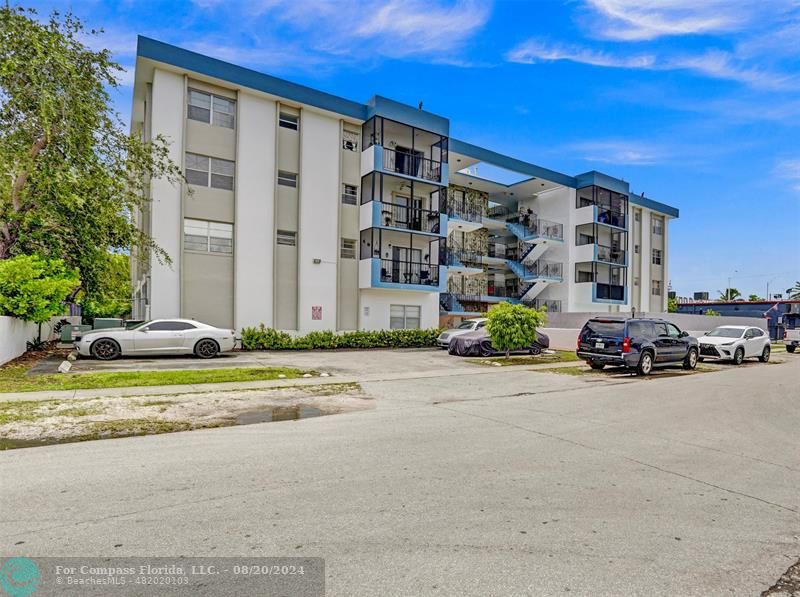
[577,318,699,375]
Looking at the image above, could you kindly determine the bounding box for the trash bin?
[93,318,123,330]
[62,324,92,343]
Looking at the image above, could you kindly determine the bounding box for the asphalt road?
[1,357,799,596]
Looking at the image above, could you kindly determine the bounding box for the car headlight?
[720,342,735,346]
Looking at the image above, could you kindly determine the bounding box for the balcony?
[506,217,564,243]
[375,201,442,234]
[524,298,562,312]
[446,201,483,223]
[596,244,626,265]
[528,260,563,281]
[596,283,626,301]
[382,147,442,183]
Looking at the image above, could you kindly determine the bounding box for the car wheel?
[733,347,744,365]
[194,338,220,359]
[787,345,796,353]
[683,347,698,370]
[759,345,770,362]
[529,344,542,356]
[589,361,606,370]
[479,342,494,357]
[637,351,653,376]
[91,338,121,361]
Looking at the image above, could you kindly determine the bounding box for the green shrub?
[0,255,80,323]
[485,302,548,358]
[240,324,441,351]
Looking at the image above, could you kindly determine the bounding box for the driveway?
[2,357,798,595]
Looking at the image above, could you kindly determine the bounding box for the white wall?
[0,317,39,365]
[235,90,277,330]
[149,68,185,320]
[297,110,340,332]
[359,289,440,330]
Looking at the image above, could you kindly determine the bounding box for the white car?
[698,325,771,365]
[75,319,236,360]
[436,318,487,348]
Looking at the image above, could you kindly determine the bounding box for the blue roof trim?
[450,139,577,188]
[136,36,367,120]
[366,96,449,136]
[629,192,679,218]
[575,171,630,195]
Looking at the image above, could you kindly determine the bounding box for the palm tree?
[790,282,800,300]
[718,288,741,301]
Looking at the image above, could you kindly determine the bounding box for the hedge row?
[241,325,441,351]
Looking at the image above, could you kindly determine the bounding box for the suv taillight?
[622,337,631,353]
[577,334,582,350]
[785,330,789,339]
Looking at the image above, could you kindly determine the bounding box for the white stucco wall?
[235,90,277,330]
[297,110,340,332]
[149,68,185,320]
[359,289,440,331]
[0,317,39,365]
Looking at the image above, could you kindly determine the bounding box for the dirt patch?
[762,557,800,596]
[0,382,368,449]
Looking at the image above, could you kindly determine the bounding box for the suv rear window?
[627,320,655,339]
[583,320,625,337]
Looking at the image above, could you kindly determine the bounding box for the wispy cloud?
[506,40,799,90]
[579,0,784,41]
[775,159,800,191]
[566,140,667,165]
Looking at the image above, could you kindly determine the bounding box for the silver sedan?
[75,319,236,360]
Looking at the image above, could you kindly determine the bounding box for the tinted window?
[583,320,625,337]
[751,328,764,337]
[477,321,487,329]
[666,324,682,338]
[653,323,669,337]
[627,321,655,339]
[144,321,197,331]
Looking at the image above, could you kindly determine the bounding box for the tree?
[705,309,721,316]
[718,288,741,301]
[747,294,762,302]
[790,282,800,300]
[0,254,79,323]
[485,302,547,358]
[0,7,183,303]
[667,297,678,312]
[79,252,131,319]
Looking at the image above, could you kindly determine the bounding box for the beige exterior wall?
[274,103,300,329]
[183,252,234,328]
[338,123,361,330]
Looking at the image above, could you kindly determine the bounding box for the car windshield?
[584,321,625,336]
[457,321,477,329]
[706,327,744,338]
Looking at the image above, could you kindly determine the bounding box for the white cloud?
[580,0,776,41]
[566,140,666,165]
[775,159,800,191]
[506,39,799,90]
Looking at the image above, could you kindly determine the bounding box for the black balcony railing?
[445,242,482,268]
[596,245,626,265]
[382,147,441,182]
[596,208,626,228]
[596,283,625,300]
[379,259,440,286]
[508,217,564,241]
[378,202,441,233]
[446,202,483,223]
[524,298,562,312]
[529,260,563,279]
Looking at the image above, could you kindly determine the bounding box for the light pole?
[727,270,738,300]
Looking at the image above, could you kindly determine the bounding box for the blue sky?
[25,0,800,299]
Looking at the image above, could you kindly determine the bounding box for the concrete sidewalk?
[0,358,590,403]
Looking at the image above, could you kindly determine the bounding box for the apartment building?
[130,37,679,332]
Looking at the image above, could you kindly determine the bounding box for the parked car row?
[577,318,771,375]
[439,315,777,376]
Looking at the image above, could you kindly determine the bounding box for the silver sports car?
[75,319,236,360]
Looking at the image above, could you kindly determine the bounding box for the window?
[276,230,296,246]
[634,276,640,286]
[279,112,298,130]
[278,170,297,188]
[634,210,641,222]
[652,248,662,265]
[652,218,664,235]
[183,219,233,254]
[634,244,640,254]
[390,305,421,329]
[627,320,655,339]
[342,129,359,151]
[341,238,357,259]
[654,322,669,336]
[342,184,358,205]
[665,323,681,337]
[652,279,662,296]
[185,153,235,190]
[188,89,235,129]
[143,321,197,331]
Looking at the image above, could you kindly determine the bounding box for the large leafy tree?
[80,252,131,319]
[485,302,547,358]
[0,254,79,323]
[0,7,183,304]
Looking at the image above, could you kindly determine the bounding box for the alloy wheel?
[195,339,219,359]
[92,339,119,360]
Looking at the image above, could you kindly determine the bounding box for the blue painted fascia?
[575,171,630,196]
[366,95,449,136]
[137,36,368,120]
[629,192,679,218]
[450,139,577,188]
